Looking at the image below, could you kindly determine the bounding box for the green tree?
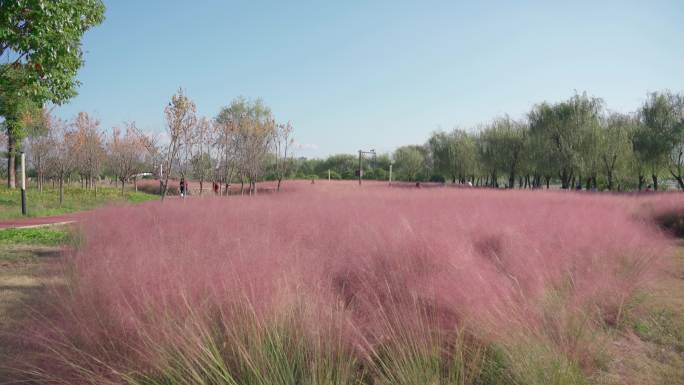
[393,145,426,181]
[0,0,105,187]
[599,113,636,190]
[634,91,682,190]
[478,117,527,188]
[428,129,477,184]
[529,93,603,189]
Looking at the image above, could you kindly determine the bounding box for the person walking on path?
[180,177,186,198]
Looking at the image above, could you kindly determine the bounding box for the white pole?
[328,169,331,181]
[389,164,393,185]
[21,152,26,190]
[21,152,27,215]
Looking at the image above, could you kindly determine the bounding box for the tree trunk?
[638,175,645,191]
[675,176,684,190]
[59,175,64,206]
[121,179,125,196]
[607,171,613,191]
[560,169,567,189]
[277,177,282,192]
[652,174,659,191]
[7,135,16,188]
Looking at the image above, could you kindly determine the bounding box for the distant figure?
[212,181,219,195]
[311,178,315,184]
[179,177,186,197]
[645,184,653,192]
[415,182,421,188]
[575,182,582,191]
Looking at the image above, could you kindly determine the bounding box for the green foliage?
[0,185,157,219]
[478,116,528,187]
[0,0,106,105]
[0,226,70,246]
[529,93,604,188]
[0,0,105,186]
[393,145,427,181]
[428,129,477,183]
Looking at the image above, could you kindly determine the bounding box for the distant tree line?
[1,89,294,200]
[295,91,684,191]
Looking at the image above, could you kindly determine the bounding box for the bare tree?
[108,123,145,195]
[72,112,105,194]
[46,118,77,205]
[26,108,53,192]
[240,116,275,195]
[213,115,239,195]
[161,88,196,200]
[273,121,293,191]
[191,117,214,195]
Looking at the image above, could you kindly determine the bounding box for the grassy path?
[0,185,157,221]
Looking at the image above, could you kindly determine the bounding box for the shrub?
[429,174,446,183]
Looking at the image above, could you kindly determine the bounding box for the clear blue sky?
[56,0,684,158]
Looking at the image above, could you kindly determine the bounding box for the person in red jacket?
[179,177,186,197]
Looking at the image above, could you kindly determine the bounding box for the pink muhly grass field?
[13,181,679,384]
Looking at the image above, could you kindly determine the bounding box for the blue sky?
[56,0,684,158]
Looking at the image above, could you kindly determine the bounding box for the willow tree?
[478,117,527,188]
[634,91,682,190]
[428,129,477,184]
[393,145,426,182]
[599,113,636,190]
[529,93,603,189]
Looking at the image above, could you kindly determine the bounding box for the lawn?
[0,227,72,247]
[0,184,158,220]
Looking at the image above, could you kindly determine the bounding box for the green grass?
[0,184,158,220]
[0,227,71,247]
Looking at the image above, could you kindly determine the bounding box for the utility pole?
[20,152,27,215]
[389,163,393,186]
[357,149,376,186]
[328,169,331,181]
[358,150,362,185]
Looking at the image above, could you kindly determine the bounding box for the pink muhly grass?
[12,181,679,384]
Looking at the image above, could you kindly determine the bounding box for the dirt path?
[0,213,83,229]
[0,246,63,382]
